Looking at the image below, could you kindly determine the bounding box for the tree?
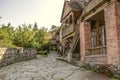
[0,23,14,47]
[0,23,51,50]
[33,22,38,31]
[13,24,35,47]
[49,25,59,34]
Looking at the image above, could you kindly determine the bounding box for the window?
[91,21,106,47]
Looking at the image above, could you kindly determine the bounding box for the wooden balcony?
[62,24,75,37]
[85,0,107,14]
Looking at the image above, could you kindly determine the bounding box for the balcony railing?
[85,0,106,14]
[87,46,107,56]
[62,24,75,37]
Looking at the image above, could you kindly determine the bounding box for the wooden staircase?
[71,34,80,61]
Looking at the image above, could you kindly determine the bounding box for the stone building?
[60,0,120,66]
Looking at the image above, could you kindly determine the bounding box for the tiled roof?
[60,1,83,22]
[67,1,82,11]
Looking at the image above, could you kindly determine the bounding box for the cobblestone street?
[0,51,117,80]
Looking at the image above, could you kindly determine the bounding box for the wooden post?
[72,12,75,32]
[72,12,74,24]
[95,21,100,46]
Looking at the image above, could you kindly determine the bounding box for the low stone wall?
[80,54,120,78]
[81,63,120,79]
[0,48,37,68]
[109,65,120,78]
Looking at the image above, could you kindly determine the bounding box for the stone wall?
[81,63,120,78]
[0,48,37,68]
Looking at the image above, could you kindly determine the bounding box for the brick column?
[80,21,91,63]
[104,1,120,64]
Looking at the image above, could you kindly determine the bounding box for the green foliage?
[13,24,35,47]
[37,50,48,55]
[0,23,51,50]
[0,23,15,47]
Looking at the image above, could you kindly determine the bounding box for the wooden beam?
[72,12,74,24]
[96,21,100,46]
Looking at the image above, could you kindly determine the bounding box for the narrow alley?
[0,51,117,80]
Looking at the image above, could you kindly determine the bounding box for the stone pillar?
[80,21,91,63]
[104,1,120,64]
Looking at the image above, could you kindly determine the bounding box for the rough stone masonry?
[0,48,37,68]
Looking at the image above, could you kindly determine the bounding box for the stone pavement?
[0,51,117,80]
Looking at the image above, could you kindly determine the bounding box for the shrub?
[96,65,113,77]
[37,50,48,55]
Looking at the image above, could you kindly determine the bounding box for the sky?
[0,0,64,29]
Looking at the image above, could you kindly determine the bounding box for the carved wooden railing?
[85,0,107,13]
[62,24,75,37]
[87,46,107,56]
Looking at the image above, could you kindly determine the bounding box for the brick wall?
[0,48,37,68]
[104,1,120,64]
[115,2,120,63]
[80,21,91,62]
[85,54,107,64]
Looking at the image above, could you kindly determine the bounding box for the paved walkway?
[0,51,117,80]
